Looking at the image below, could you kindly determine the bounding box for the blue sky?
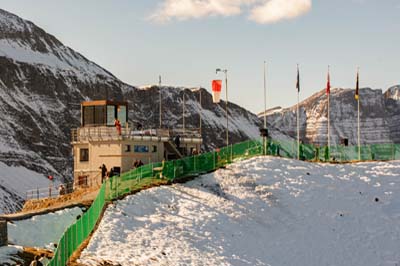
[0,0,399,113]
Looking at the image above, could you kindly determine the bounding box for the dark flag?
[326,68,331,95]
[296,65,300,92]
[355,69,359,101]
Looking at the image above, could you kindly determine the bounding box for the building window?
[134,145,149,153]
[152,145,157,153]
[80,148,89,162]
[125,145,131,152]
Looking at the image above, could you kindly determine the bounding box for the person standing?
[114,118,122,135]
[29,255,43,266]
[39,253,48,266]
[100,164,107,183]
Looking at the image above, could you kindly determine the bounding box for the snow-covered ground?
[79,157,400,266]
[8,207,83,250]
[0,245,24,265]
[0,162,51,214]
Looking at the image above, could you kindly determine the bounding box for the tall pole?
[297,64,300,160]
[159,75,162,128]
[263,61,267,129]
[327,66,330,151]
[199,88,202,136]
[297,91,300,160]
[358,98,360,160]
[216,68,229,146]
[357,67,361,161]
[183,91,185,134]
[263,61,267,155]
[225,71,229,146]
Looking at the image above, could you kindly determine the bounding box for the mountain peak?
[0,8,34,35]
[0,8,114,81]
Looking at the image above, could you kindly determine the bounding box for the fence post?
[230,144,233,162]
[213,151,216,170]
[392,143,395,161]
[116,175,119,198]
[37,187,39,200]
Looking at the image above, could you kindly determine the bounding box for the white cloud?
[149,0,312,24]
[149,0,252,23]
[249,0,312,24]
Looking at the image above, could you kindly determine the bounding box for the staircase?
[165,141,184,160]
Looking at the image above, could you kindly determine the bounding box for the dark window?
[152,145,157,153]
[94,105,105,125]
[80,148,89,162]
[83,106,94,126]
[125,145,131,152]
[134,145,149,153]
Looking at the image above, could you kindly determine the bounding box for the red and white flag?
[212,80,222,103]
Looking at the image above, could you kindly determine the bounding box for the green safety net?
[48,138,399,265]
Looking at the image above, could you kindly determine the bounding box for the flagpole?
[297,64,300,160]
[199,88,202,136]
[183,91,185,134]
[225,71,229,147]
[357,67,361,161]
[358,97,360,160]
[327,66,330,154]
[159,75,162,128]
[264,61,267,155]
[297,90,300,160]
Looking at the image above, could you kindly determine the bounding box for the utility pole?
[159,75,162,129]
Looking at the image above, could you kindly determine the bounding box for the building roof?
[81,100,128,107]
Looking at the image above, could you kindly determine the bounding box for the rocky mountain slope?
[262,86,400,146]
[0,9,260,213]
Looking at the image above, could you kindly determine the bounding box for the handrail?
[71,126,202,143]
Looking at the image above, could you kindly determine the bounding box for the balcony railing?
[71,124,201,143]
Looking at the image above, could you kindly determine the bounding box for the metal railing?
[71,125,201,143]
[24,174,102,201]
[25,182,73,200]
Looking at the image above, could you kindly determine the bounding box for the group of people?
[133,159,144,168]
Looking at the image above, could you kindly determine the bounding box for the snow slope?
[8,207,83,250]
[79,157,400,266]
[0,162,49,214]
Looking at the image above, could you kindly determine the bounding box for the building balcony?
[71,124,202,144]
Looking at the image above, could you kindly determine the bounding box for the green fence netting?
[48,139,400,265]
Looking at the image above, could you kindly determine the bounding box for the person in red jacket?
[114,118,122,135]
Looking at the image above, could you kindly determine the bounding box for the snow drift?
[79,157,400,266]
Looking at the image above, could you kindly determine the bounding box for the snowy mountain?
[262,86,400,146]
[0,9,260,213]
[78,156,400,266]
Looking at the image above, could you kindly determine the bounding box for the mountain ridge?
[0,8,260,213]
